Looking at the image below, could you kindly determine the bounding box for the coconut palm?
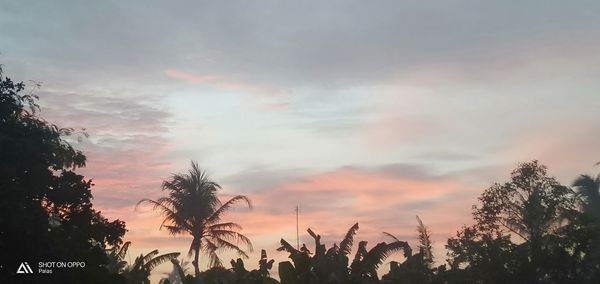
[573,172,600,220]
[137,161,252,277]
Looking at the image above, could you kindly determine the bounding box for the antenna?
[296,205,300,250]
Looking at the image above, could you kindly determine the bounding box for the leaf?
[339,223,359,257]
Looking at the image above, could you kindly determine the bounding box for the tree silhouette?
[106,241,132,275]
[124,250,180,284]
[445,160,595,283]
[137,161,252,277]
[574,171,600,221]
[276,223,410,284]
[381,216,435,284]
[573,170,600,279]
[0,65,126,283]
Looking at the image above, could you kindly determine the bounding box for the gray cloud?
[2,1,600,90]
[35,89,175,209]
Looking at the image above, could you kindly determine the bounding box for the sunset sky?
[2,0,600,281]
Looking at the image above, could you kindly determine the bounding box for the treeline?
[1,66,599,284]
[152,162,600,284]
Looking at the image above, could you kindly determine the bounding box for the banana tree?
[278,222,408,284]
[124,250,181,284]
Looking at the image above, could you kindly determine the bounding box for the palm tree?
[137,161,253,277]
[573,172,600,220]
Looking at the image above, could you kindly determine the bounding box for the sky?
[2,0,600,281]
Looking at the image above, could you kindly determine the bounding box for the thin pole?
[296,205,299,250]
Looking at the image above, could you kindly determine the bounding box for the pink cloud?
[164,69,220,84]
[203,167,479,267]
[163,68,287,98]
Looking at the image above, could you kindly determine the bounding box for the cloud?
[36,89,176,214]
[4,1,600,90]
[164,69,220,84]
[221,164,479,251]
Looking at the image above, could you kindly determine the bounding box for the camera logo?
[17,262,34,274]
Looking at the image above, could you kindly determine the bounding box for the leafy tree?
[445,160,594,283]
[0,66,126,283]
[137,161,252,277]
[445,225,515,283]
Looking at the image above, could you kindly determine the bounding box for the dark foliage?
[0,67,126,283]
[444,161,600,283]
[138,161,253,277]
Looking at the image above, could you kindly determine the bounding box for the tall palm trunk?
[192,239,201,277]
[193,248,200,277]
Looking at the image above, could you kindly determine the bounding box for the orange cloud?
[120,165,482,281]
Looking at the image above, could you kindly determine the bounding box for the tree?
[277,223,409,284]
[572,170,600,279]
[106,241,132,275]
[381,216,435,284]
[445,160,594,283]
[0,66,126,283]
[160,258,193,284]
[123,250,180,284]
[137,161,252,277]
[277,223,360,283]
[573,171,600,221]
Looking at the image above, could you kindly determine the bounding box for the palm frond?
[137,198,193,234]
[141,250,159,265]
[209,222,243,231]
[118,241,131,260]
[339,223,359,257]
[212,237,250,258]
[206,195,252,224]
[573,174,600,197]
[144,252,181,272]
[277,238,299,254]
[204,239,223,267]
[363,241,409,274]
[209,229,252,247]
[416,215,433,263]
[382,232,399,242]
